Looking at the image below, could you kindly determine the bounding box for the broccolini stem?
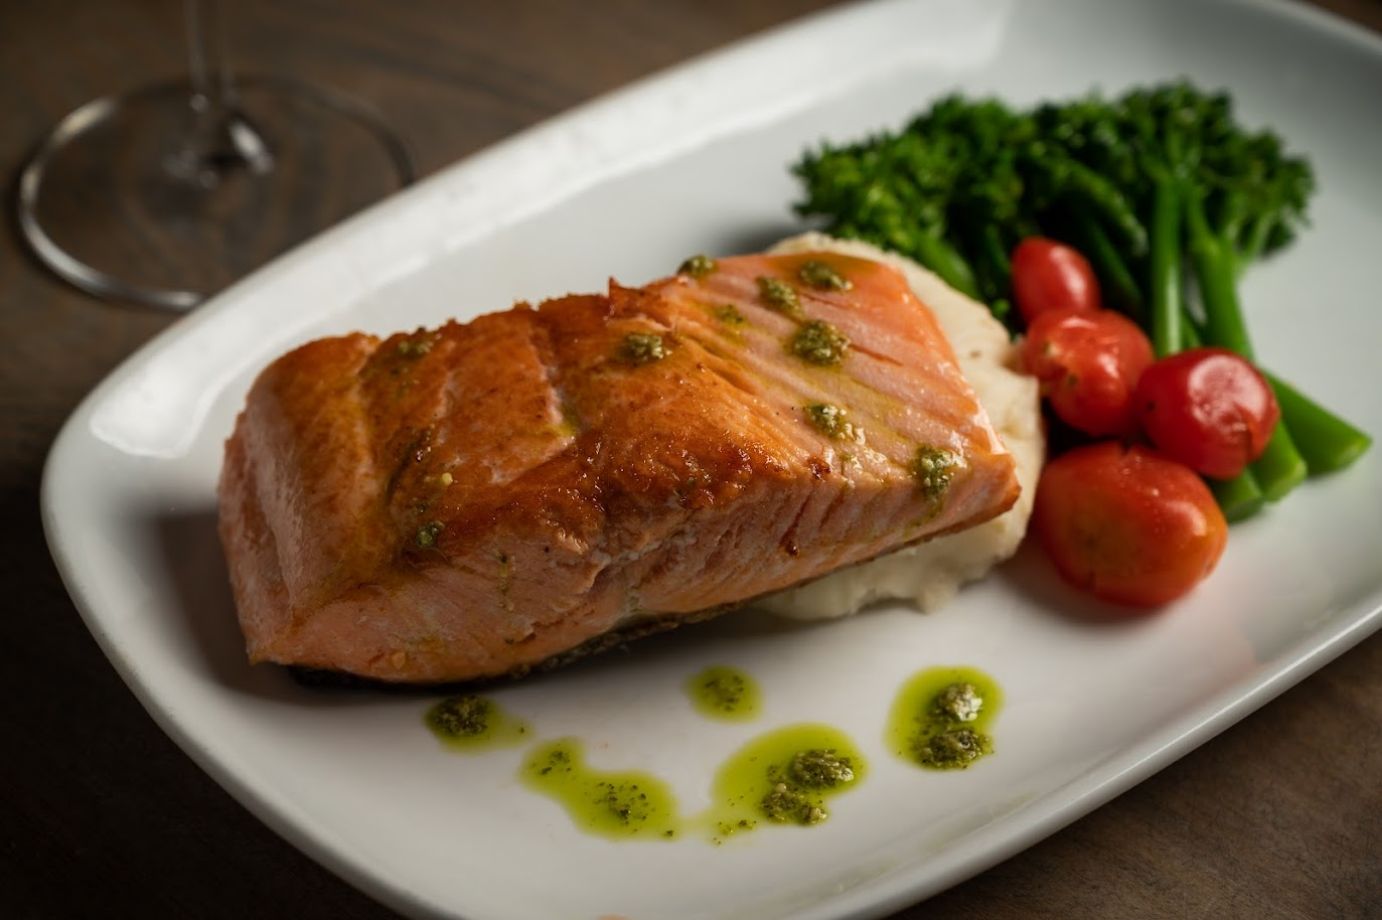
[1185,187,1254,358]
[912,232,982,301]
[1183,193,1368,477]
[1179,301,1265,520]
[1211,470,1265,523]
[978,223,1013,297]
[1180,309,1203,348]
[1185,185,1307,500]
[1064,161,1149,258]
[1190,305,1370,480]
[1263,371,1373,474]
[1251,425,1309,501]
[1236,212,1276,271]
[955,225,998,304]
[1072,212,1144,322]
[1149,177,1183,357]
[1216,189,1251,254]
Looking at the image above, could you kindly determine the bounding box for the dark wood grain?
[2,2,1379,918]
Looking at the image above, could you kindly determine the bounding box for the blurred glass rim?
[16,74,416,313]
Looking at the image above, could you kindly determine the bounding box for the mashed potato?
[757,233,1043,619]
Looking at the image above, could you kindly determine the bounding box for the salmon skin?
[218,250,1020,683]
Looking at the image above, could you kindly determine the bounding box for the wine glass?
[16,0,415,311]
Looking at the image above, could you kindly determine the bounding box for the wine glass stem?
[187,0,234,109]
[175,0,274,180]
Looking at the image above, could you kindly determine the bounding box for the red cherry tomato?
[1134,347,1280,480]
[1020,309,1154,437]
[1032,442,1229,609]
[1011,237,1102,324]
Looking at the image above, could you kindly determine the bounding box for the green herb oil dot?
[425,694,531,752]
[521,739,680,840]
[415,520,444,548]
[912,446,959,500]
[790,320,850,366]
[619,332,668,364]
[885,666,1003,770]
[757,276,804,318]
[804,403,856,439]
[704,723,866,842]
[798,258,853,291]
[678,254,717,278]
[714,304,747,327]
[685,666,761,722]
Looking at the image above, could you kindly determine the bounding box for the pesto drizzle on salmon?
[790,320,849,366]
[798,259,852,291]
[619,332,668,364]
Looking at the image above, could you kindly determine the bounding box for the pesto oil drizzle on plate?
[703,723,866,843]
[517,724,867,843]
[521,739,681,840]
[685,665,762,722]
[425,694,531,752]
[886,666,1003,770]
[426,666,1002,842]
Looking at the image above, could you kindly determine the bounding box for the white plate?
[42,1,1382,918]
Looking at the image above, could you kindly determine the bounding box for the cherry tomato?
[1134,347,1280,480]
[1032,442,1228,608]
[1011,237,1101,324]
[1020,309,1154,437]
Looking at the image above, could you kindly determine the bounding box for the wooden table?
[3,1,1378,917]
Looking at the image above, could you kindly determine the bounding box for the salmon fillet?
[218,250,1020,683]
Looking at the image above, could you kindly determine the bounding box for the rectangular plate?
[42,1,1382,918]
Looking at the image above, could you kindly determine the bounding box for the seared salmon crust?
[218,250,1020,683]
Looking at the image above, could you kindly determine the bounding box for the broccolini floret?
[793,81,1367,515]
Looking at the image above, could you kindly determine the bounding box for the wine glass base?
[17,75,415,311]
